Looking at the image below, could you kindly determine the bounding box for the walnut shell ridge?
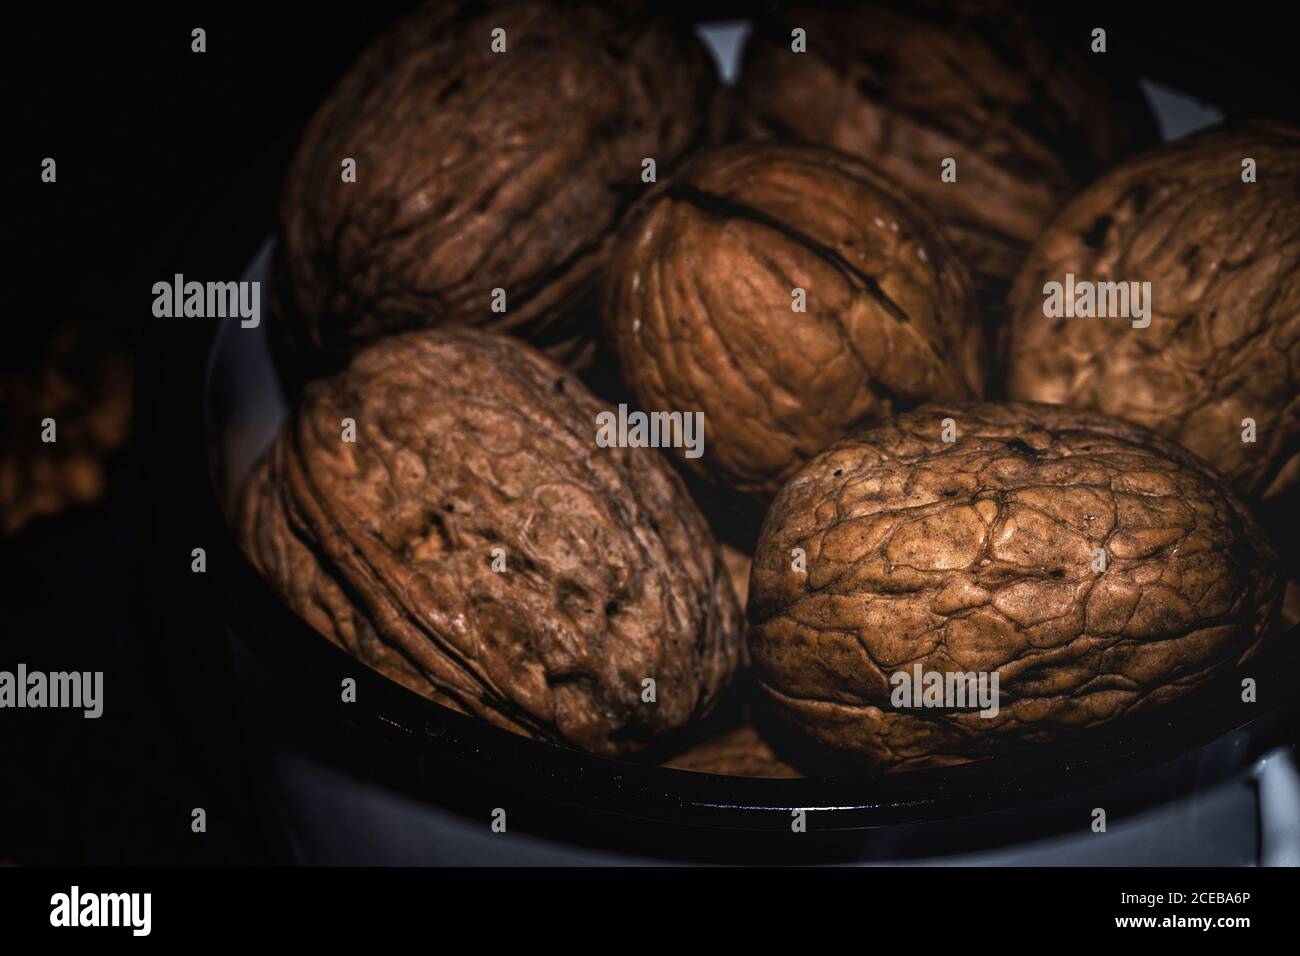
[238,328,743,756]
[1006,121,1300,501]
[272,0,718,368]
[734,0,1158,293]
[749,402,1282,771]
[603,142,984,500]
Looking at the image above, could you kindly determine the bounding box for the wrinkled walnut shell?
[1006,121,1300,501]
[604,142,984,500]
[273,0,718,369]
[239,328,743,756]
[749,402,1282,771]
[735,0,1158,293]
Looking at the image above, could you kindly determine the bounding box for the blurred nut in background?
[749,402,1283,770]
[1006,121,1300,502]
[719,542,753,611]
[603,142,984,500]
[273,0,719,370]
[735,0,1158,301]
[0,322,132,536]
[238,328,743,756]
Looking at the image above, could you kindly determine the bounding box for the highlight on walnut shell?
[1005,121,1300,502]
[271,0,719,371]
[237,328,744,756]
[602,142,984,501]
[748,402,1283,771]
[734,0,1158,299]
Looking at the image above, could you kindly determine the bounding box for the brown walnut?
[664,724,803,778]
[734,0,1158,296]
[603,142,984,500]
[719,542,753,611]
[272,0,718,369]
[749,402,1282,771]
[1006,122,1300,501]
[238,328,743,756]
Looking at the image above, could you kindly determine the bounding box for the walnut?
[272,0,718,370]
[238,328,742,756]
[664,724,803,778]
[749,402,1283,771]
[1006,122,1300,502]
[603,142,984,500]
[0,322,132,535]
[734,0,1158,297]
[719,542,753,611]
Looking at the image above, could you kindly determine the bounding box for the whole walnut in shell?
[603,142,984,500]
[749,402,1282,771]
[272,0,718,369]
[1006,122,1300,501]
[238,328,743,756]
[734,1,1158,296]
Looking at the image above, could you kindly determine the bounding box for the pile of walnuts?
[242,0,1293,777]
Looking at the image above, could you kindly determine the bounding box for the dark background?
[3,0,1299,865]
[5,0,425,866]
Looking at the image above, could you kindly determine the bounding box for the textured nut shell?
[604,142,984,499]
[1006,122,1300,501]
[749,402,1282,770]
[735,1,1157,289]
[238,328,742,756]
[273,0,717,366]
